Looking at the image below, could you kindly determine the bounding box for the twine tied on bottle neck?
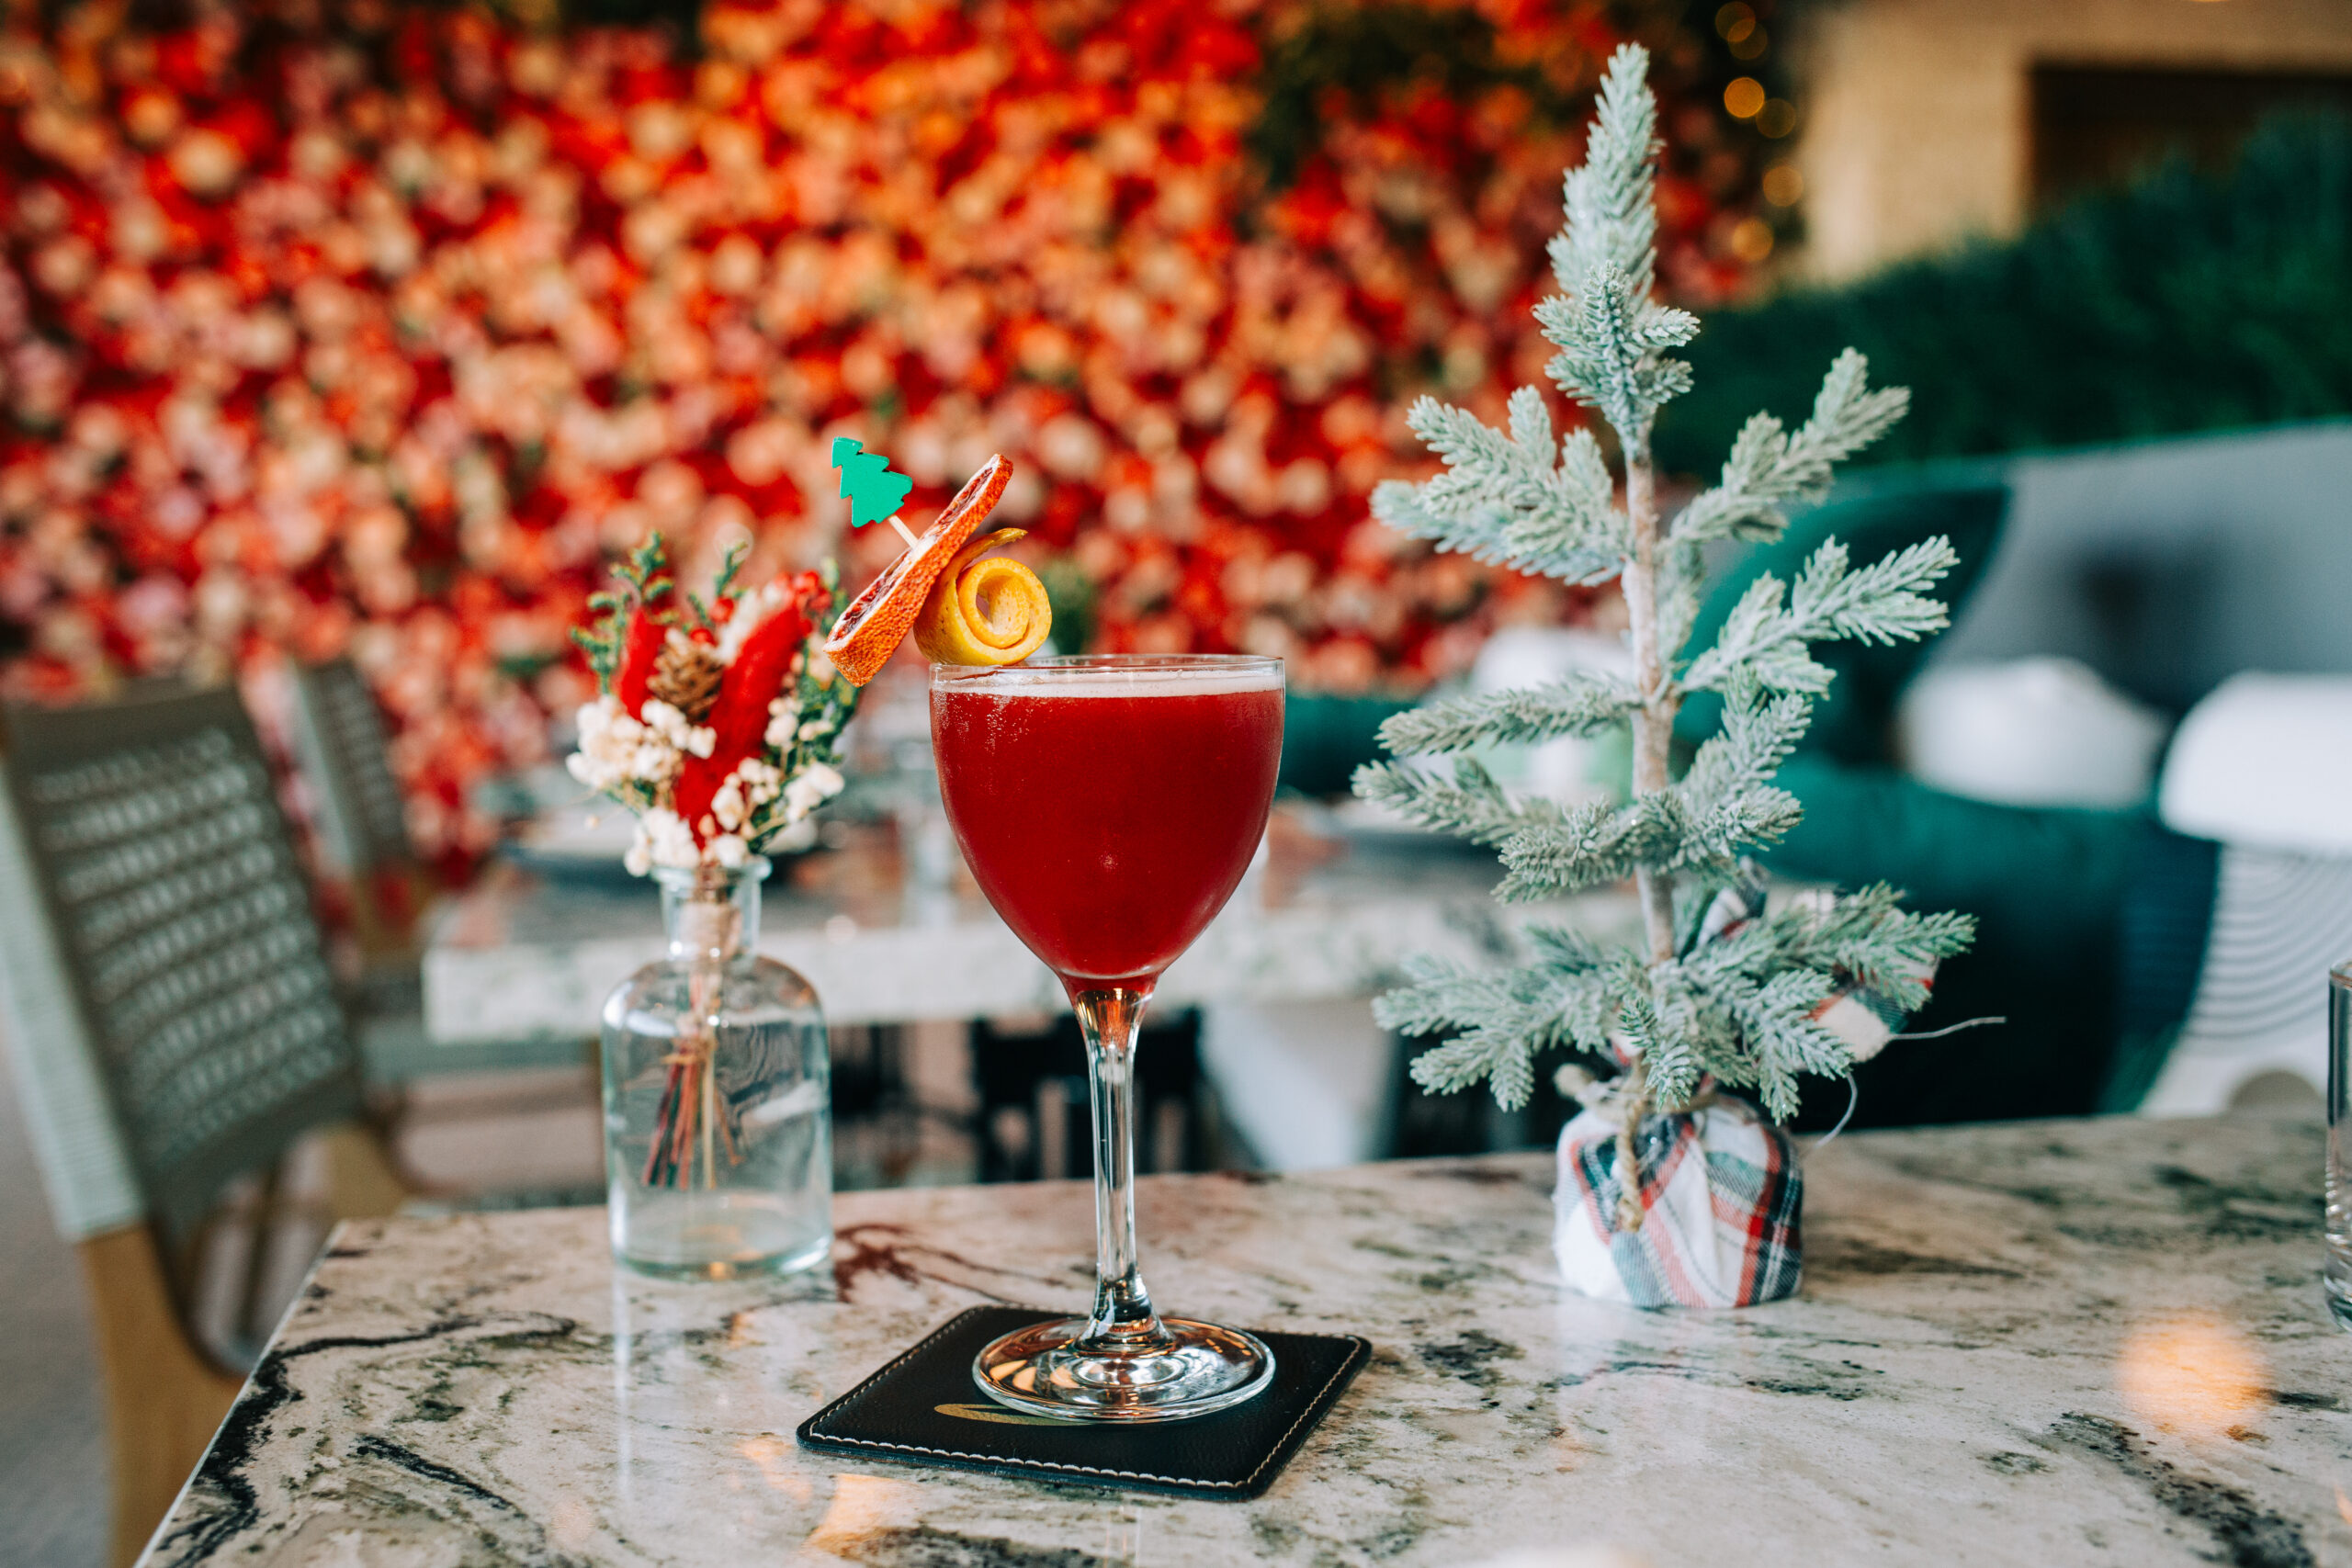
[674,861,746,966]
[674,897,742,966]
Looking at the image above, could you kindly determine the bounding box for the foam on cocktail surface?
[933,661,1283,697]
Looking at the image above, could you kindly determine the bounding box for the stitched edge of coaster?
[801,1305,1368,1492]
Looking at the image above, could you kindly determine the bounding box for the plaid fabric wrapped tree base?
[1554,1093,1803,1309]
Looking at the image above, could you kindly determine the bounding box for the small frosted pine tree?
[1356,45,1975,1201]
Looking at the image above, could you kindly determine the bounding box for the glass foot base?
[973,1315,1275,1422]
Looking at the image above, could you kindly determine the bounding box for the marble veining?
[146,1117,2352,1566]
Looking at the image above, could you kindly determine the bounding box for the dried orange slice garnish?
[822,455,1013,686]
[913,529,1051,667]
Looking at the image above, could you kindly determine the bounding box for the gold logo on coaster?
[933,1402,1087,1427]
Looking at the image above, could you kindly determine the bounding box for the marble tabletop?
[146,1115,2349,1567]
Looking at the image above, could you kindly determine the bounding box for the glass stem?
[1070,987,1174,1353]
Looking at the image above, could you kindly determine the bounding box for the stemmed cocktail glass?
[930,654,1284,1421]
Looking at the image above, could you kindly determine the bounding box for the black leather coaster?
[796,1306,1370,1499]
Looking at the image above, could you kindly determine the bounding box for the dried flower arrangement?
[569,537,856,875]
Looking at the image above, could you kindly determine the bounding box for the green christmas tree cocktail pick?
[1355,44,1974,1225]
[832,436,918,550]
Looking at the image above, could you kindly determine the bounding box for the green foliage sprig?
[1355,45,1975,1148]
[572,534,671,689]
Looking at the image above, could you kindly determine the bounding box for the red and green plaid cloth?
[1552,877,1937,1309]
[1555,1090,1804,1309]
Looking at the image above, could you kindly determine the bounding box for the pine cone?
[648,634,726,724]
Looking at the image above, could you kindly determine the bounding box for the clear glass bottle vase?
[600,858,832,1279]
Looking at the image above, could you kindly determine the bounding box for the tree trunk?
[1619,450,1678,967]
[1611,445,1679,1231]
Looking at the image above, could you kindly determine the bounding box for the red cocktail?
[932,668,1283,989]
[930,654,1284,1421]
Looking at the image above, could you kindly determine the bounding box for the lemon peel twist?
[913,528,1053,667]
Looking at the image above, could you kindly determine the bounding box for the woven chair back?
[0,683,362,1247]
[287,659,413,879]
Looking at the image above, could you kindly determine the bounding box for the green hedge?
[1654,112,2352,474]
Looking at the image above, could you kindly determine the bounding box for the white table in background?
[423,835,1639,1042]
[422,834,1640,1169]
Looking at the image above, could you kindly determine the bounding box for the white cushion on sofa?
[2160,673,2352,855]
[1896,657,2169,808]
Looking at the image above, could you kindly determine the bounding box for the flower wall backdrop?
[0,0,1757,865]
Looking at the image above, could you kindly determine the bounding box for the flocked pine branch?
[1371,386,1624,583]
[1671,349,1912,545]
[1351,43,1976,1214]
[1536,263,1699,445]
[1493,792,1690,900]
[1352,756,1563,848]
[1376,670,1638,756]
[1679,536,1961,695]
[1548,49,1659,301]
